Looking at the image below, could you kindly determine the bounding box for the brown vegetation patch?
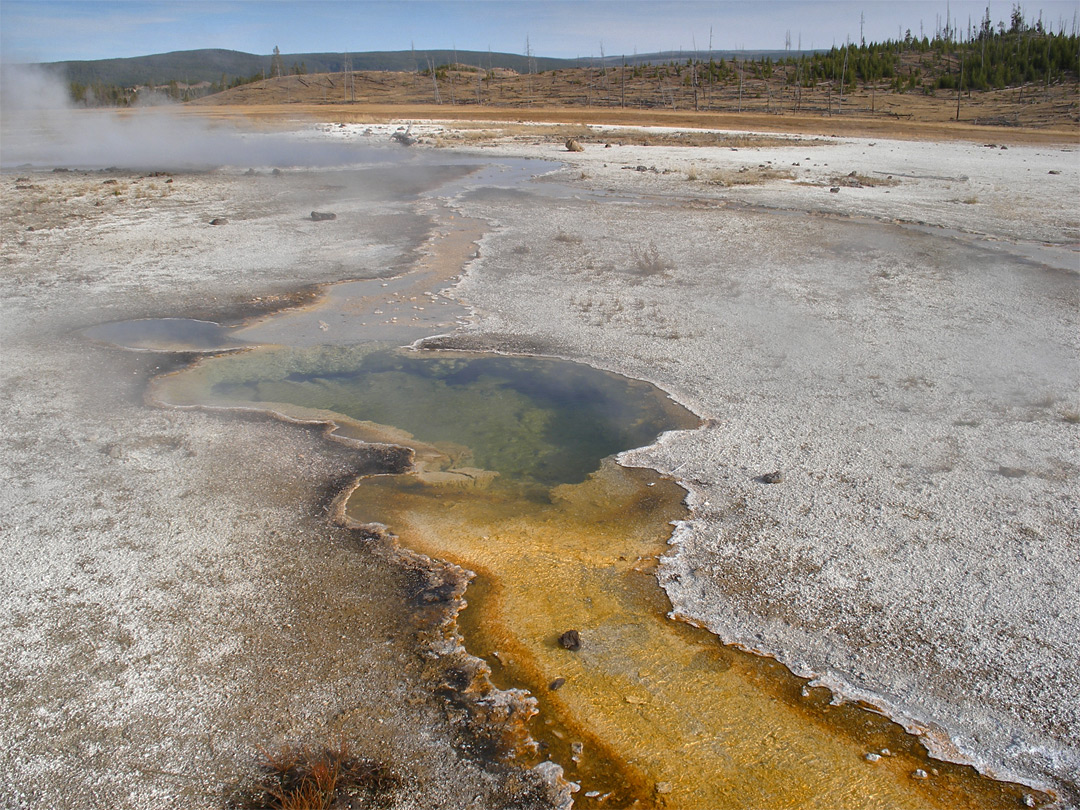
[228,742,400,810]
[708,166,798,186]
[185,64,1079,145]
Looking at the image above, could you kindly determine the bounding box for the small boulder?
[558,630,582,651]
[549,677,566,690]
[830,186,841,193]
[310,211,337,221]
[759,471,784,484]
[565,138,584,152]
[209,217,228,226]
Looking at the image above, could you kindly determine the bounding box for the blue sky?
[3,0,1077,63]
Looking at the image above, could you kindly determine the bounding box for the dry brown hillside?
[189,65,1079,141]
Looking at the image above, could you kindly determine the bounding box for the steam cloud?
[0,64,386,170]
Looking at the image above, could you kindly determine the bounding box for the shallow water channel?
[96,152,1050,808]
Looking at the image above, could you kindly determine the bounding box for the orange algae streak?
[151,343,1044,809]
[347,464,1041,809]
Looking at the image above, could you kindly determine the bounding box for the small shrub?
[631,243,673,278]
[230,742,399,810]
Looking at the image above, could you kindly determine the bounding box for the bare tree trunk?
[428,57,440,104]
[955,51,963,120]
[738,60,743,112]
[838,46,848,114]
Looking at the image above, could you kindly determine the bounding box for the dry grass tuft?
[830,172,901,188]
[631,242,674,278]
[230,742,400,810]
[708,166,796,186]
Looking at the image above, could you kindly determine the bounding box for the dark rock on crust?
[559,630,582,651]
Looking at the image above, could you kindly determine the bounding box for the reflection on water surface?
[83,318,251,353]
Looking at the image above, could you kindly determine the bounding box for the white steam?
[0,64,388,170]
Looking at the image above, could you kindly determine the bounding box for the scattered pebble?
[865,752,881,762]
[549,677,565,691]
[559,629,582,651]
[209,218,228,225]
[912,769,928,779]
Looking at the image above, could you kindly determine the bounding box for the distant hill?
[43,49,577,87]
[41,47,817,87]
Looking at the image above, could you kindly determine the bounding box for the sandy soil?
[2,111,1078,808]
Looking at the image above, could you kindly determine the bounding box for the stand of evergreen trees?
[709,5,1078,95]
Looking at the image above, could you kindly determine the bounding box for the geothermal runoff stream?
[80,147,1061,809]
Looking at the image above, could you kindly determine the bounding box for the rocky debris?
[559,629,582,651]
[209,217,228,225]
[865,752,881,762]
[830,186,841,193]
[1048,170,1061,175]
[759,471,784,484]
[310,211,337,222]
[532,760,577,810]
[549,677,566,690]
[392,126,416,147]
[565,139,584,153]
[912,769,929,780]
